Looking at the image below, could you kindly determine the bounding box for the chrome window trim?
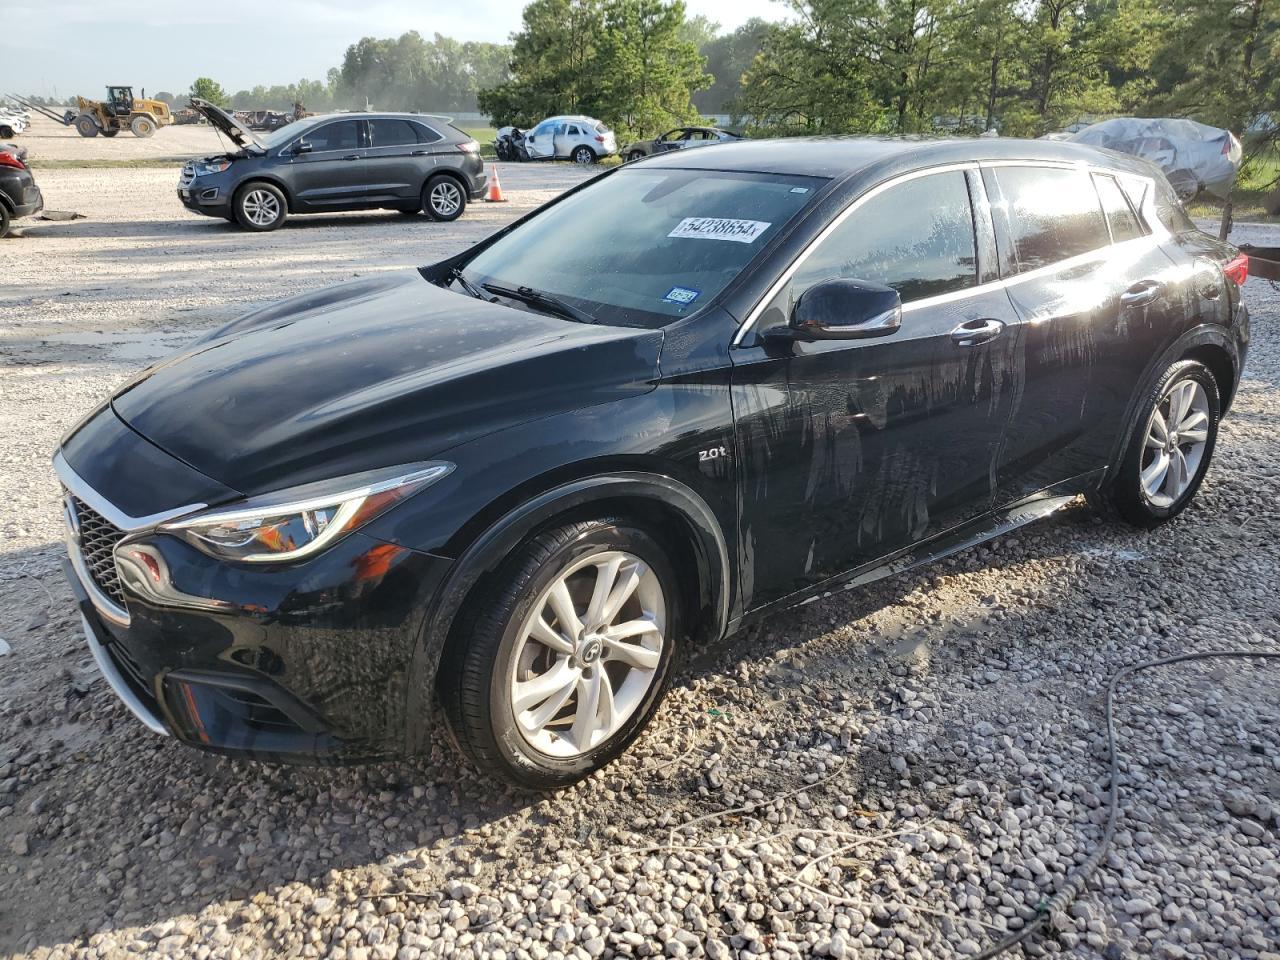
[53,451,206,533]
[731,159,1165,346]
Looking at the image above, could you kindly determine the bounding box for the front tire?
[627,149,645,162]
[0,125,13,139]
[423,174,466,222]
[439,518,680,789]
[572,145,597,165]
[101,128,119,138]
[233,182,287,231]
[1101,359,1221,527]
[75,115,98,137]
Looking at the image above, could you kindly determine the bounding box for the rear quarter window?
[1153,176,1199,235]
[1093,173,1144,242]
[990,166,1110,272]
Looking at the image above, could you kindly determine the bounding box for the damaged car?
[58,137,1248,787]
[0,142,42,237]
[178,98,486,230]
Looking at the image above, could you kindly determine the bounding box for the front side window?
[462,168,824,327]
[771,170,978,314]
[1093,173,1142,242]
[302,120,361,152]
[993,166,1109,272]
[531,122,555,138]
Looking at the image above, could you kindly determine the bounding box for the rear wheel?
[0,205,11,239]
[0,125,13,139]
[572,145,597,165]
[1100,359,1221,527]
[130,115,156,138]
[233,182,287,231]
[438,518,680,789]
[423,175,466,222]
[75,115,98,138]
[627,149,645,162]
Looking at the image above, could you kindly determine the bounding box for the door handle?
[950,317,1005,346]
[411,150,430,156]
[1120,280,1163,307]
[342,154,360,161]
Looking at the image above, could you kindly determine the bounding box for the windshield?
[261,117,320,148]
[461,167,825,328]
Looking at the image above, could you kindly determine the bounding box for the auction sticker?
[663,286,701,305]
[668,217,772,243]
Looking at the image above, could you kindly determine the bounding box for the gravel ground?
[12,111,294,163]
[0,164,1278,960]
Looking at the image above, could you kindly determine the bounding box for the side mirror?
[293,140,312,155]
[772,278,902,341]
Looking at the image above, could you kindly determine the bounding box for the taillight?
[0,151,24,170]
[594,135,605,143]
[457,140,480,153]
[1223,253,1249,286]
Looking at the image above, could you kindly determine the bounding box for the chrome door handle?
[342,154,360,161]
[411,150,430,156]
[950,317,1005,346]
[1120,280,1163,307]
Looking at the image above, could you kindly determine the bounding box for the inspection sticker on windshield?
[663,286,701,305]
[668,217,772,244]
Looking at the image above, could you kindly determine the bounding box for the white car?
[0,108,29,139]
[523,115,617,164]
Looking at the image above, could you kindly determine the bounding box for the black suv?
[59,138,1248,788]
[179,99,487,231]
[0,143,42,237]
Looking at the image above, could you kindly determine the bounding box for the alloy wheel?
[1140,377,1211,507]
[430,181,462,217]
[508,550,666,759]
[242,189,281,227]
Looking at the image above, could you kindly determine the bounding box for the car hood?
[189,97,265,153]
[111,271,664,495]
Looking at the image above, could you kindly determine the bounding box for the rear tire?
[438,518,680,789]
[572,145,596,165]
[0,125,13,139]
[1098,359,1221,528]
[423,175,466,222]
[627,150,645,162]
[0,205,11,239]
[75,115,98,138]
[233,181,287,231]
[130,115,156,138]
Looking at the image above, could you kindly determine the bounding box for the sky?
[0,0,787,99]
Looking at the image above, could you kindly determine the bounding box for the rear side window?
[782,170,978,305]
[567,124,581,136]
[370,119,423,147]
[1153,176,1198,234]
[992,166,1109,272]
[1093,173,1143,242]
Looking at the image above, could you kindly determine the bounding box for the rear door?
[731,167,1022,610]
[284,118,367,210]
[364,118,439,204]
[986,163,1179,506]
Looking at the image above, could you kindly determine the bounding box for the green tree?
[188,77,229,108]
[697,18,771,114]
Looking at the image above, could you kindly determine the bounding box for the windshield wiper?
[449,268,490,302]
[481,282,596,324]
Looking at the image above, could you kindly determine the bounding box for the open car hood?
[189,97,265,152]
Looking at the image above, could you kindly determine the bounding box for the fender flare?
[403,471,732,753]
[1101,323,1242,490]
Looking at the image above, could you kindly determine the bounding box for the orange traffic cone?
[485,164,508,203]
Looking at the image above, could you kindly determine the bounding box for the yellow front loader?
[70,86,172,138]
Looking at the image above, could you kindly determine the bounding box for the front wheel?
[423,175,465,221]
[75,115,98,137]
[0,125,13,139]
[233,182,287,231]
[1099,359,1221,527]
[572,145,597,165]
[439,518,680,789]
[627,150,645,162]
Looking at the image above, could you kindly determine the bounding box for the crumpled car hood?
[112,271,663,494]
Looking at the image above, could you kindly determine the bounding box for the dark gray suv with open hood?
[179,99,487,231]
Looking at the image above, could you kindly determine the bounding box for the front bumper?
[57,420,454,763]
[178,180,232,217]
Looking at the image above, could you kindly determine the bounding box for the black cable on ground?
[975,649,1280,960]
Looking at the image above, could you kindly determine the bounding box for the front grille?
[69,495,128,608]
[178,162,195,188]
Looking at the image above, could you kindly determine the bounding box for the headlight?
[160,462,452,563]
[193,159,231,176]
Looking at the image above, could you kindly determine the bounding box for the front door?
[284,119,367,210]
[731,168,1021,611]
[984,163,1180,506]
